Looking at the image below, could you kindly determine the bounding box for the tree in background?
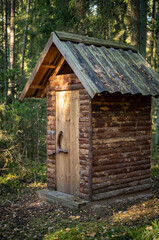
[0,0,158,171]
[131,0,140,48]
[10,0,15,70]
[140,0,148,58]
[21,0,30,76]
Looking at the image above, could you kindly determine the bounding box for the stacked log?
[79,89,92,200]
[92,93,152,200]
[46,83,56,190]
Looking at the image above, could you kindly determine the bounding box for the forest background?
[0,0,159,192]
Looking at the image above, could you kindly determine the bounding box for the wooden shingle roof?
[19,32,159,100]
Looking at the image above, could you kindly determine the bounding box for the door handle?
[57,131,68,154]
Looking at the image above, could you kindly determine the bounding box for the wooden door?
[56,90,79,196]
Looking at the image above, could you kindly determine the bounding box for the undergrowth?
[45,220,159,240]
[0,160,46,196]
[1,133,159,239]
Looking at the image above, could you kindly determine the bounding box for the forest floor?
[1,139,159,240]
[0,179,159,239]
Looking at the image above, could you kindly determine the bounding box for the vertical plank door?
[56,90,79,196]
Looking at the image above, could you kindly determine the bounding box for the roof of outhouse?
[19,31,159,101]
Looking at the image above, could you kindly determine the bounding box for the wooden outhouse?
[20,32,159,202]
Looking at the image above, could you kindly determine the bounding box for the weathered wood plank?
[46,88,56,191]
[78,90,92,199]
[92,169,150,184]
[19,34,54,101]
[70,90,80,195]
[92,183,151,200]
[93,178,151,194]
[53,73,78,80]
[91,46,128,93]
[50,83,84,91]
[53,32,98,98]
[30,85,44,89]
[119,49,157,94]
[55,31,138,52]
[56,90,79,196]
[93,156,150,166]
[77,43,118,93]
[41,64,56,68]
[41,56,65,98]
[66,41,106,92]
[92,93,151,199]
[93,159,150,172]
[93,174,150,190]
[92,164,150,177]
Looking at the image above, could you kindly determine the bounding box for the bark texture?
[140,0,147,58]
[131,0,140,48]
[21,0,30,75]
[91,93,152,200]
[10,0,15,69]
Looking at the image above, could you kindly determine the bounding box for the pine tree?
[21,0,30,76]
[140,0,147,58]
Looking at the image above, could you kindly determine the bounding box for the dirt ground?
[0,181,159,240]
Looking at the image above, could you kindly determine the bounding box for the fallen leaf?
[87,231,96,237]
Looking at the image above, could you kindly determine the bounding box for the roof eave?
[19,33,54,101]
[53,32,98,98]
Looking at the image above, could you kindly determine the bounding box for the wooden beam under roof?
[30,85,44,89]
[55,31,138,53]
[19,31,143,101]
[19,33,54,101]
[41,56,66,98]
[41,64,56,69]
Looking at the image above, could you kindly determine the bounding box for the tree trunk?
[131,0,140,48]
[99,0,110,39]
[157,1,159,72]
[150,0,156,66]
[3,0,8,105]
[10,0,15,69]
[21,0,30,75]
[36,111,39,163]
[0,0,4,62]
[155,0,159,144]
[139,0,147,58]
[9,0,15,100]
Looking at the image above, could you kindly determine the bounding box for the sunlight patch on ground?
[27,182,47,188]
[112,198,159,225]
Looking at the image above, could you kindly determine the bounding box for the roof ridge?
[55,31,138,53]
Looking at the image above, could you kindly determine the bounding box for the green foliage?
[0,160,46,195]
[0,0,158,178]
[1,2,159,240]
[151,136,159,180]
[0,98,46,171]
[142,220,159,240]
[45,221,159,240]
[151,160,159,180]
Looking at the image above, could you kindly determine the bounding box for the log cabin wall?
[46,73,92,200]
[79,88,92,200]
[46,87,56,190]
[92,93,152,201]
